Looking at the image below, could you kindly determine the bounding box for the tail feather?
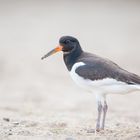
[130,74,140,85]
[118,67,140,85]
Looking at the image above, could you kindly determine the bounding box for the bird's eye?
[65,40,70,44]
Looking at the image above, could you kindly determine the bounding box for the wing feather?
[75,52,140,85]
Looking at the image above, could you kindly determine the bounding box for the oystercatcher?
[41,36,140,131]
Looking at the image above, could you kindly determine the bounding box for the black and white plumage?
[41,36,140,132]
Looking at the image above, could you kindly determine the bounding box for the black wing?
[76,53,140,85]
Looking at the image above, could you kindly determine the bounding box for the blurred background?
[0,0,140,138]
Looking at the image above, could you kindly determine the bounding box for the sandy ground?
[0,0,140,140]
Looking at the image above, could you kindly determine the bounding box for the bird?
[41,36,140,132]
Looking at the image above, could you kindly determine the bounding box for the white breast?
[70,62,140,95]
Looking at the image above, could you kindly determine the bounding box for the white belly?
[70,62,140,95]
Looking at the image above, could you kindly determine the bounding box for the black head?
[41,36,83,60]
[41,36,83,71]
[59,36,82,53]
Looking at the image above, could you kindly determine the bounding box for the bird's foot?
[100,126,104,131]
[96,128,101,132]
[96,124,101,132]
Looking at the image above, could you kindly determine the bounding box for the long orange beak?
[41,45,63,60]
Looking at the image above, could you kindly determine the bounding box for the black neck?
[63,46,83,71]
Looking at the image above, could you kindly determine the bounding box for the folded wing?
[76,53,140,85]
